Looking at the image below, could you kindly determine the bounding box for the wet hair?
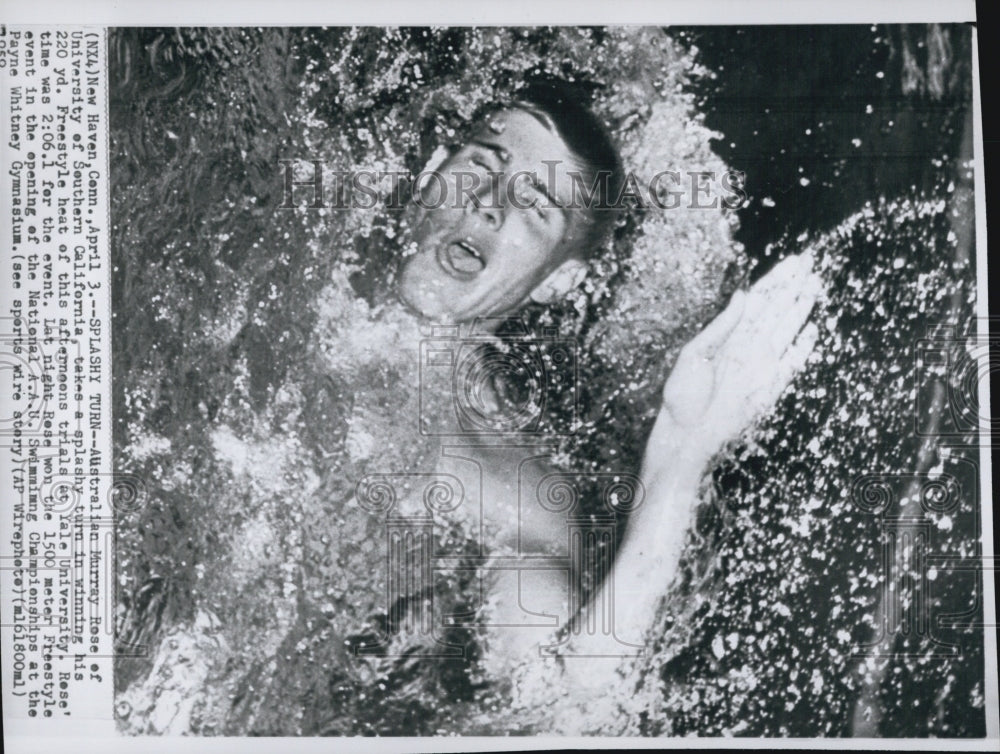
[511,80,625,260]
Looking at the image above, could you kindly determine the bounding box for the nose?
[469,190,504,231]
[478,203,503,230]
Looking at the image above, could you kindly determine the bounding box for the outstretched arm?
[567,251,822,663]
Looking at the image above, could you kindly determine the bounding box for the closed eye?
[532,196,549,221]
[467,146,499,172]
[524,183,553,222]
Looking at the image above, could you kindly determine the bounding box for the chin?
[397,281,455,324]
[398,258,469,324]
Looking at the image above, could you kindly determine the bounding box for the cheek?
[400,253,442,296]
[497,226,562,281]
[476,248,552,308]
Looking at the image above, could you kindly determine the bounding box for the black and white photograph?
[1,1,997,748]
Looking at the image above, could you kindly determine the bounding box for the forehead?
[470,108,580,167]
[466,108,590,215]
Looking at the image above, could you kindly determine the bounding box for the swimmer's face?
[398,108,592,324]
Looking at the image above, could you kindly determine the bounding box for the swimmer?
[393,81,821,677]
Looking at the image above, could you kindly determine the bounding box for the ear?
[529,258,588,304]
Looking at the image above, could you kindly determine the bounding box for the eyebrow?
[471,138,569,213]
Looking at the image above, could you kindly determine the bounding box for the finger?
[691,289,746,356]
[734,258,809,352]
[756,252,807,295]
[774,321,819,390]
[769,271,822,355]
[741,254,807,323]
[744,321,819,418]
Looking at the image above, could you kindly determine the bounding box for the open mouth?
[435,238,485,279]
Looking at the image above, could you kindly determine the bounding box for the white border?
[0,6,993,753]
[5,734,1000,753]
[0,0,979,26]
[971,28,999,742]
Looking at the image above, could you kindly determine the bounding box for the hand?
[650,252,822,467]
